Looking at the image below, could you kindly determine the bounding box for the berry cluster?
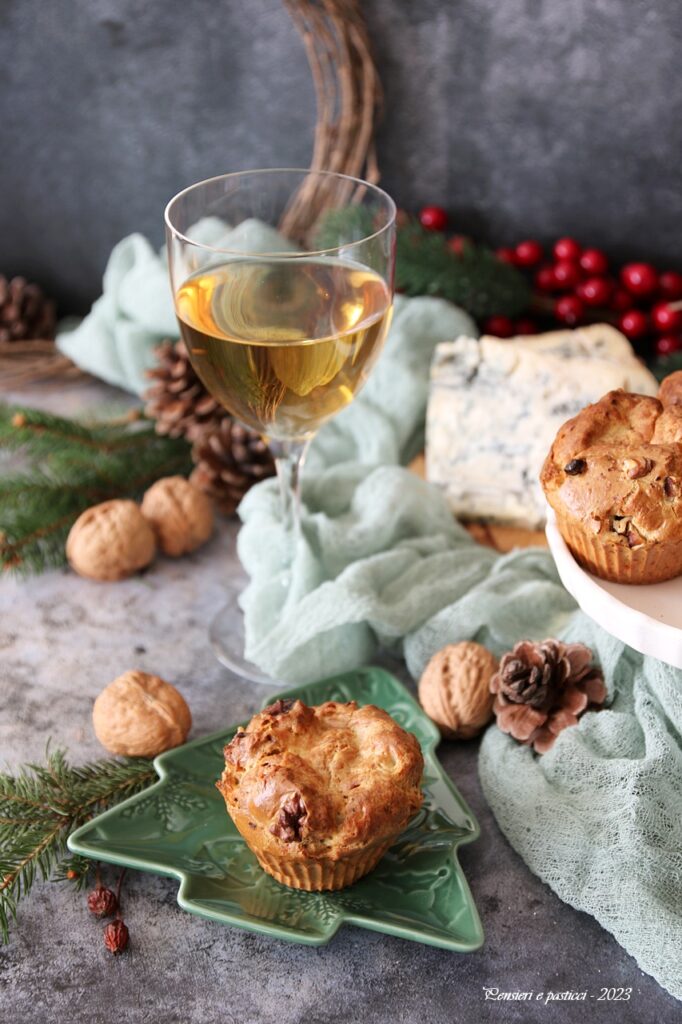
[416,206,682,355]
[496,237,682,356]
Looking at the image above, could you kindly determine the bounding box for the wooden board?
[408,453,547,553]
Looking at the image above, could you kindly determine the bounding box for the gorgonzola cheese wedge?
[426,324,658,528]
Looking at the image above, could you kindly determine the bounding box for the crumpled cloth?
[237,290,681,998]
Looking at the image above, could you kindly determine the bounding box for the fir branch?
[313,205,376,250]
[395,221,530,318]
[0,749,155,942]
[314,209,531,319]
[0,404,193,575]
[51,854,92,890]
[0,406,146,457]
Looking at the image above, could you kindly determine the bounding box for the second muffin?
[541,374,682,584]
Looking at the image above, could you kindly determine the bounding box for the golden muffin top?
[541,375,682,547]
[217,698,424,861]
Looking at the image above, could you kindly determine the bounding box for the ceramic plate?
[68,668,483,952]
[546,507,682,669]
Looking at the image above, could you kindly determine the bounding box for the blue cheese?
[425,324,658,528]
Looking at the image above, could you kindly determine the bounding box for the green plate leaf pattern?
[68,668,483,951]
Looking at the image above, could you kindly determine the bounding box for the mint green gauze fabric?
[238,298,682,1001]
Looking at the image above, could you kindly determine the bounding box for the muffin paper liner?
[555,512,682,584]
[255,839,395,892]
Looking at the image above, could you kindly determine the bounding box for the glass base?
[209,588,279,686]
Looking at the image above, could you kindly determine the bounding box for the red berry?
[610,287,632,312]
[495,246,517,264]
[419,205,448,231]
[579,248,608,275]
[553,259,582,289]
[483,315,515,338]
[620,262,658,297]
[554,295,584,325]
[659,271,682,301]
[514,240,544,267]
[618,309,649,339]
[447,234,469,255]
[553,237,582,262]
[576,277,612,307]
[514,318,538,335]
[535,265,557,292]
[651,301,682,333]
[656,334,682,357]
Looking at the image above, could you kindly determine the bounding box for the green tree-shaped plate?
[68,668,483,951]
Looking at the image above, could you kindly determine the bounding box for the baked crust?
[217,698,424,889]
[540,380,682,583]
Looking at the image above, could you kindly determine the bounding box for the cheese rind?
[425,324,659,529]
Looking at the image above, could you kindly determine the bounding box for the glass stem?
[269,438,311,537]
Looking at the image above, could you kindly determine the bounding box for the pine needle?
[0,404,193,574]
[0,748,155,943]
[314,210,531,318]
[395,221,530,318]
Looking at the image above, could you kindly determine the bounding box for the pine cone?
[144,340,223,441]
[490,639,606,754]
[0,275,56,343]
[190,419,275,515]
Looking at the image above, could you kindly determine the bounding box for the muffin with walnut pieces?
[217,698,424,891]
[541,373,682,584]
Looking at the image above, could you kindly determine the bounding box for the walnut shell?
[141,476,214,557]
[418,641,498,739]
[93,670,192,757]
[66,500,156,581]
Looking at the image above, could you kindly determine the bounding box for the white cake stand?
[545,508,682,670]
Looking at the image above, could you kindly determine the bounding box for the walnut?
[622,456,653,479]
[93,670,192,757]
[418,641,498,739]
[270,792,308,842]
[141,476,214,557]
[66,500,156,581]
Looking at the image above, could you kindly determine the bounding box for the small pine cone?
[495,638,582,709]
[490,639,607,754]
[0,275,56,343]
[87,886,118,918]
[144,339,224,441]
[190,418,275,515]
[103,919,129,955]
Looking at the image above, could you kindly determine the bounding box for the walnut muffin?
[540,375,682,584]
[217,698,424,891]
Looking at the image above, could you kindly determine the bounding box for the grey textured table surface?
[1,383,679,1024]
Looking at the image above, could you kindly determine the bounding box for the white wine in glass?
[175,257,392,440]
[165,169,396,683]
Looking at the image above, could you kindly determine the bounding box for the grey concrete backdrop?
[1,0,681,313]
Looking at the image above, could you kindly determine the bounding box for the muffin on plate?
[540,374,682,584]
[216,698,424,891]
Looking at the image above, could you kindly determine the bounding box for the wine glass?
[165,169,396,682]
